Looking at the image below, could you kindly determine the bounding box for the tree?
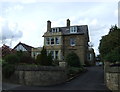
[65,52,81,67]
[36,47,53,66]
[99,25,120,63]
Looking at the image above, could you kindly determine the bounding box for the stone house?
[87,47,96,65]
[43,19,91,65]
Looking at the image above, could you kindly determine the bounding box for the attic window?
[70,26,77,33]
[52,28,60,32]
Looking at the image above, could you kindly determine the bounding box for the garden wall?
[104,62,120,92]
[11,65,67,86]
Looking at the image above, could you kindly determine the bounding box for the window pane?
[46,38,50,45]
[57,28,59,32]
[70,27,77,33]
[55,51,58,59]
[70,38,76,46]
[51,38,54,45]
[55,37,60,44]
[50,51,54,59]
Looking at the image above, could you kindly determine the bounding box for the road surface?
[2,66,111,91]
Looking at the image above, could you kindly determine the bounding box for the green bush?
[65,52,81,67]
[2,62,15,78]
[47,53,53,65]
[36,47,53,66]
[4,53,20,64]
[67,67,84,77]
[99,25,120,63]
[104,46,120,63]
[16,51,35,64]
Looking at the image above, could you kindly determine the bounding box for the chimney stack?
[47,20,51,31]
[67,19,70,27]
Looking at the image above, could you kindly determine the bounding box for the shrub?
[104,46,120,63]
[16,51,35,64]
[99,25,120,63]
[2,62,15,78]
[47,53,53,65]
[36,47,53,66]
[4,53,20,64]
[67,67,84,78]
[65,52,81,67]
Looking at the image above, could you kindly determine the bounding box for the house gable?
[13,42,33,52]
[14,44,27,51]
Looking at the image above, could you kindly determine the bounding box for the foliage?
[99,25,120,62]
[36,47,53,66]
[0,59,3,65]
[3,50,35,64]
[2,51,36,78]
[4,53,20,64]
[2,63,15,78]
[65,52,81,67]
[16,51,35,64]
[104,46,120,63]
[67,66,85,78]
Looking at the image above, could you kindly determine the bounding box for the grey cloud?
[1,21,23,41]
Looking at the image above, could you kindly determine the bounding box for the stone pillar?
[59,62,67,68]
[67,19,70,27]
[47,20,51,32]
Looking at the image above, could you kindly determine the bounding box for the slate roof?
[49,25,89,41]
[49,25,88,35]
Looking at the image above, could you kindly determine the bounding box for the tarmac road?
[2,66,111,91]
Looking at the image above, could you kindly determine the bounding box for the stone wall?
[11,65,67,86]
[104,62,120,92]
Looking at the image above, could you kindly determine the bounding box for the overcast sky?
[0,0,119,55]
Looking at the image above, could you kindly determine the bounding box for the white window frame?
[46,37,50,45]
[55,37,60,45]
[70,26,77,33]
[51,37,54,45]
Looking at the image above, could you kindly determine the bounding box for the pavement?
[2,66,111,91]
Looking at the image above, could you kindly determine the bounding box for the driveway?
[2,66,111,91]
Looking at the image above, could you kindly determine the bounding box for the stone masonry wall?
[104,62,120,92]
[63,34,87,65]
[11,65,67,86]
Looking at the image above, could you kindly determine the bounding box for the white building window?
[70,38,76,46]
[51,38,54,45]
[70,26,77,33]
[50,51,54,59]
[52,28,60,32]
[47,50,59,60]
[52,29,55,32]
[46,38,50,45]
[46,37,61,46]
[55,37,60,45]
[56,28,59,32]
